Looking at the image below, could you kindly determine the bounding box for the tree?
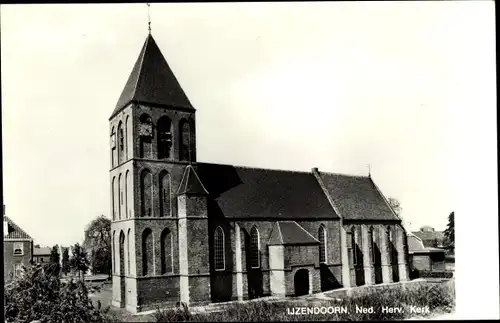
[83,215,112,278]
[61,248,70,276]
[443,211,455,253]
[388,197,403,218]
[70,243,90,281]
[4,263,116,323]
[47,245,61,276]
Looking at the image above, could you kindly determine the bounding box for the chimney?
[311,167,319,174]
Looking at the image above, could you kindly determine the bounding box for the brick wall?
[4,240,32,281]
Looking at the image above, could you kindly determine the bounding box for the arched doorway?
[294,269,310,296]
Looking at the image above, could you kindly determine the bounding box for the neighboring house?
[107,32,412,313]
[407,233,446,271]
[33,247,52,263]
[3,213,34,281]
[411,226,445,248]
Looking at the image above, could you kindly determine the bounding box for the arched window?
[179,120,192,161]
[110,127,116,167]
[160,228,173,274]
[118,173,123,220]
[111,177,116,220]
[318,225,327,263]
[117,122,124,164]
[142,228,153,276]
[157,116,172,159]
[351,226,357,266]
[119,231,125,276]
[139,114,153,158]
[159,171,171,217]
[127,229,131,274]
[125,116,130,160]
[112,230,116,273]
[250,226,260,268]
[214,226,225,271]
[125,171,129,219]
[386,226,392,265]
[369,226,375,264]
[140,169,153,217]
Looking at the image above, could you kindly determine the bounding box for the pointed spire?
[111,33,194,119]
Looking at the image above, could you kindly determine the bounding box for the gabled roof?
[111,33,194,119]
[177,165,209,196]
[268,221,320,246]
[318,172,399,221]
[3,215,33,240]
[196,163,339,220]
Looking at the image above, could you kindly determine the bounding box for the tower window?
[157,116,172,159]
[179,120,192,161]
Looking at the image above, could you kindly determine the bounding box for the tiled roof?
[196,163,339,220]
[3,216,33,240]
[318,173,399,221]
[34,247,52,256]
[177,165,209,196]
[111,33,194,118]
[268,221,320,246]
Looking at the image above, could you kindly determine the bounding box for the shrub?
[4,263,119,323]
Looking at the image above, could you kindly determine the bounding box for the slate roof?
[268,221,320,246]
[178,165,209,196]
[3,216,33,240]
[318,172,399,221]
[34,247,52,256]
[111,33,194,119]
[196,163,339,220]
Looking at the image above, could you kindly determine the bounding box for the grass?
[152,279,455,322]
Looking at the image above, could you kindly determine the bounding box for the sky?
[0,2,496,249]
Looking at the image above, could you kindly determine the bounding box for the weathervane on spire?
[367,164,371,177]
[147,3,151,34]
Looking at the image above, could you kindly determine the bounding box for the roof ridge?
[197,162,314,175]
[131,35,149,106]
[318,170,369,178]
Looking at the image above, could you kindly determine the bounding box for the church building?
[109,32,411,313]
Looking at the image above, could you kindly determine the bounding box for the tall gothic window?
[179,120,192,161]
[159,171,171,217]
[111,177,116,220]
[142,228,153,276]
[119,231,125,276]
[125,116,130,160]
[140,169,153,217]
[387,226,392,265]
[250,226,260,268]
[110,127,116,167]
[214,226,225,271]
[125,171,129,218]
[351,226,357,266]
[161,228,173,274]
[118,173,123,220]
[117,122,124,164]
[127,229,131,274]
[318,225,327,263]
[157,116,172,159]
[112,231,115,273]
[369,227,375,264]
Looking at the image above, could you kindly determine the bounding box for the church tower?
[109,32,209,313]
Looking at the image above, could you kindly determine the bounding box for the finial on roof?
[147,3,151,34]
[367,164,371,177]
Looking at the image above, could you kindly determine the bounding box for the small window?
[13,242,23,255]
[318,225,327,263]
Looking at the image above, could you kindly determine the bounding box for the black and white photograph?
[1,2,498,322]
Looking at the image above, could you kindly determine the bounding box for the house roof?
[318,173,400,221]
[34,247,52,256]
[268,221,320,246]
[407,233,445,254]
[411,230,445,245]
[3,216,33,240]
[196,163,339,220]
[177,165,209,196]
[111,33,194,119]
